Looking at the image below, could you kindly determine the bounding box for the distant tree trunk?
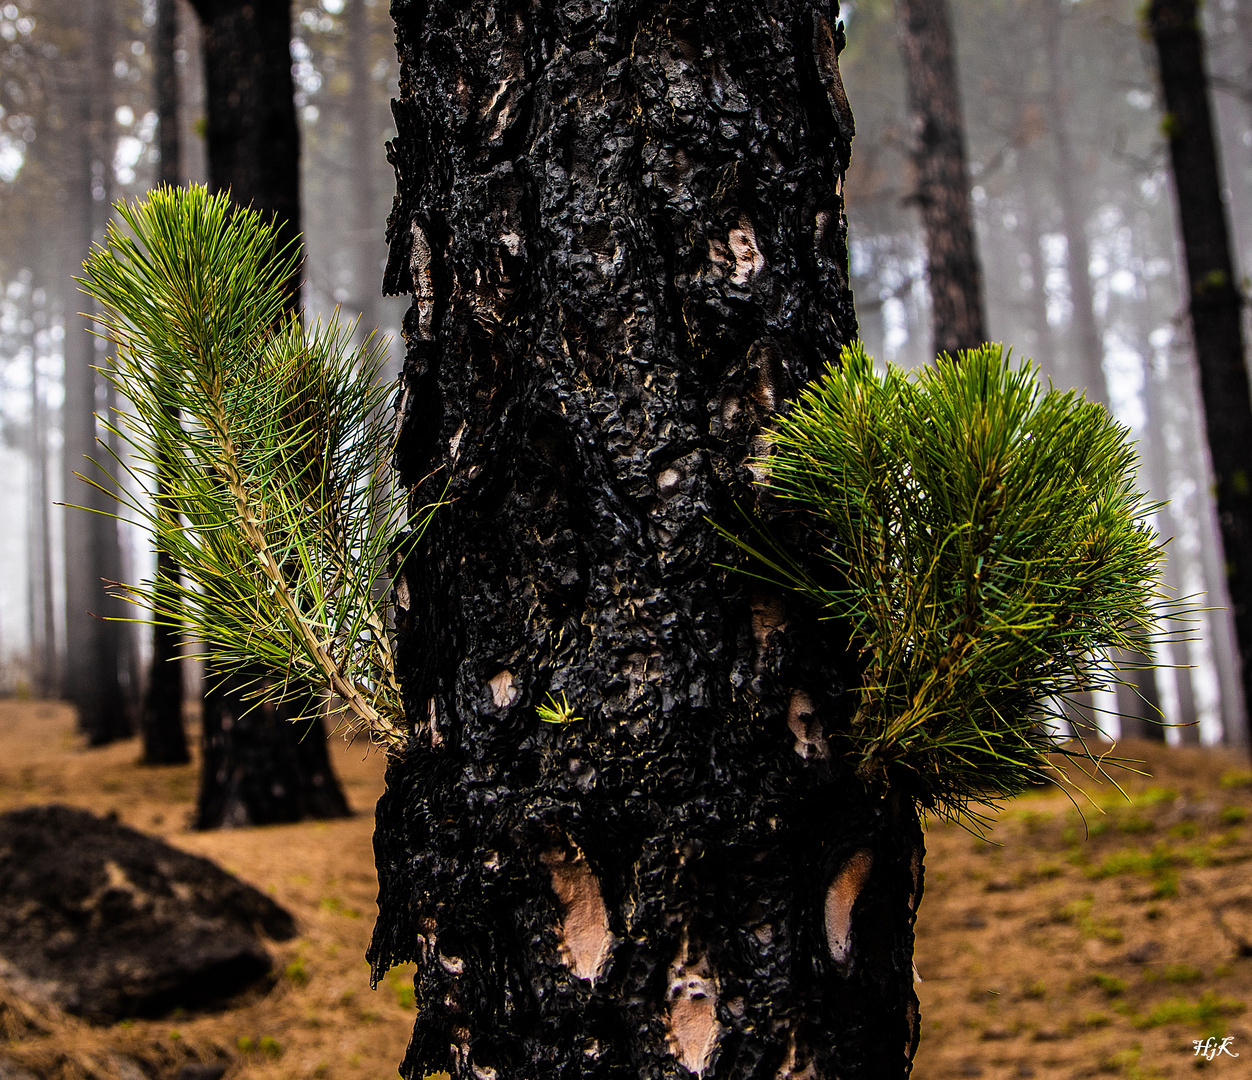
[189,0,302,264]
[143,0,192,766]
[188,0,350,820]
[63,0,130,746]
[26,292,56,698]
[1148,0,1252,747]
[894,0,986,355]
[1135,325,1197,743]
[369,4,923,1079]
[1041,1,1107,406]
[196,693,350,828]
[345,0,380,337]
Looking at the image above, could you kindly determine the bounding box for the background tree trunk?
[188,0,301,265]
[1147,0,1252,746]
[370,3,923,1078]
[345,0,381,338]
[1041,0,1108,407]
[62,0,130,746]
[894,0,986,355]
[188,0,349,821]
[143,0,192,767]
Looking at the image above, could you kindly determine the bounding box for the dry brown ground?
[1,699,1251,1080]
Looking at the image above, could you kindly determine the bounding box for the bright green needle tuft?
[76,185,440,749]
[536,692,582,725]
[721,342,1180,827]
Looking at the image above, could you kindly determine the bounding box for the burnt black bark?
[893,0,986,355]
[187,0,350,820]
[143,0,192,767]
[370,3,922,1079]
[1148,0,1252,744]
[195,688,350,829]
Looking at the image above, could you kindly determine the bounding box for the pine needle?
[76,185,439,750]
[720,342,1181,827]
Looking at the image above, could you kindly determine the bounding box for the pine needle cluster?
[77,186,436,749]
[730,343,1171,823]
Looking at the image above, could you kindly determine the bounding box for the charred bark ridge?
[893,0,985,356]
[1148,0,1252,745]
[372,3,923,1078]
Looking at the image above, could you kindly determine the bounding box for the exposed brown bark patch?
[539,838,613,983]
[787,690,829,760]
[825,848,873,964]
[664,934,722,1077]
[488,670,518,709]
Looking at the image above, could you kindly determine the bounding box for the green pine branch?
[76,185,439,750]
[721,342,1184,826]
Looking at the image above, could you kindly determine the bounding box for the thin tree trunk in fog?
[894,0,986,355]
[1148,0,1252,747]
[188,0,350,821]
[371,4,923,1078]
[1018,200,1053,368]
[1041,1,1107,407]
[345,0,380,336]
[62,0,130,746]
[1136,325,1200,743]
[26,299,53,697]
[143,0,191,766]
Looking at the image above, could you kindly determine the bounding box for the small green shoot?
[537,692,582,725]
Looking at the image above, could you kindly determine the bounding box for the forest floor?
[0,700,1250,1080]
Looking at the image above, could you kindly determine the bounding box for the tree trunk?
[63,0,131,746]
[195,691,350,828]
[370,4,923,1078]
[893,0,985,356]
[1147,0,1252,747]
[1041,1,1107,407]
[188,0,302,264]
[141,0,192,766]
[188,0,350,818]
[27,287,57,698]
[345,0,381,337]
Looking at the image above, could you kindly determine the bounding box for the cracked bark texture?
[371,3,923,1078]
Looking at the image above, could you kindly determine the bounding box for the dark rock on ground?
[0,805,296,1022]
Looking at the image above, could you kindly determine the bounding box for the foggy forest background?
[0,0,1247,746]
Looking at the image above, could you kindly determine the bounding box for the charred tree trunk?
[1041,2,1107,407]
[370,4,923,1079]
[893,0,985,355]
[143,0,192,766]
[196,693,350,828]
[188,0,302,264]
[188,0,350,819]
[1148,0,1252,746]
[63,0,130,746]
